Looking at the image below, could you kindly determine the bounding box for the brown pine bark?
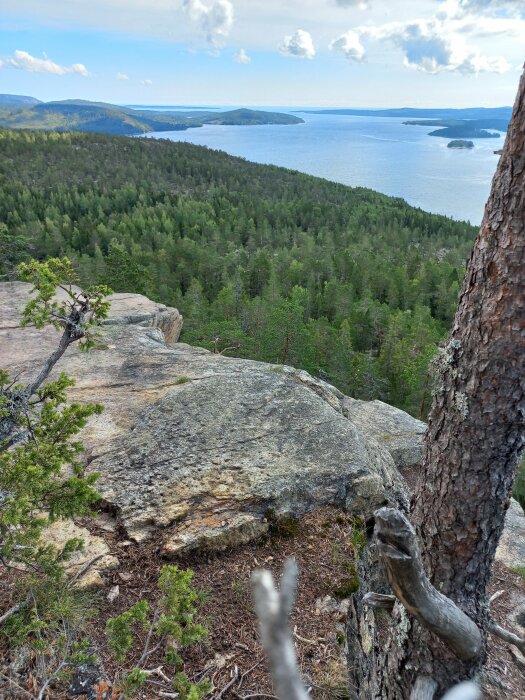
[348,66,525,697]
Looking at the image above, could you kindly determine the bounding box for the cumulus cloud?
[183,0,234,47]
[116,72,129,80]
[362,18,511,74]
[141,79,153,85]
[280,29,316,59]
[234,48,251,64]
[0,50,90,76]
[330,30,365,62]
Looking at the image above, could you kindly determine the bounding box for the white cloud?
[141,79,153,85]
[234,48,251,64]
[116,72,129,80]
[280,29,316,59]
[335,0,369,7]
[183,0,234,47]
[330,30,365,62]
[0,49,90,76]
[457,0,525,13]
[367,19,511,74]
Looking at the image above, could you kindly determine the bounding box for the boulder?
[0,283,411,554]
[342,397,426,469]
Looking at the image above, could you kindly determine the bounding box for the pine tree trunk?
[348,66,525,697]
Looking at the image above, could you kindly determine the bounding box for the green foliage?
[1,577,97,691]
[106,600,150,662]
[106,565,209,700]
[510,564,525,581]
[0,371,101,576]
[0,129,477,416]
[18,257,111,351]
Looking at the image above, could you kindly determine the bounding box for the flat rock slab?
[0,283,422,554]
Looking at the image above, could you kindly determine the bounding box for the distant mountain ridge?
[299,106,512,119]
[0,95,303,136]
[0,94,42,106]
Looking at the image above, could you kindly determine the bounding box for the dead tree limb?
[487,621,525,654]
[374,508,482,661]
[251,559,309,700]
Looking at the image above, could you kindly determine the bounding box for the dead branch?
[251,559,309,700]
[374,508,482,661]
[487,621,525,654]
[0,602,21,624]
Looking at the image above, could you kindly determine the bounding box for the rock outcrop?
[0,283,425,555]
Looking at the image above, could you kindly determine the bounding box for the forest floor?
[1,500,524,699]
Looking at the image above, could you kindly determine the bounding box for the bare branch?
[488,621,525,654]
[0,602,21,624]
[251,559,309,700]
[374,508,482,661]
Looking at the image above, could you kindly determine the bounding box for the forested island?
[403,117,507,139]
[0,128,477,418]
[447,140,474,149]
[0,97,303,135]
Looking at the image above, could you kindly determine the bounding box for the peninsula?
[0,96,304,136]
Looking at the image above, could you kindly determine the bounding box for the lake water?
[145,111,503,225]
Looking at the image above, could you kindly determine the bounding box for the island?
[447,140,474,149]
[0,96,304,136]
[403,118,506,139]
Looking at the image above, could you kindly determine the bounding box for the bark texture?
[348,66,525,697]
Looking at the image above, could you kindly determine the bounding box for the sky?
[0,0,524,108]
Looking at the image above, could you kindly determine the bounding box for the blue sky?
[1,0,524,107]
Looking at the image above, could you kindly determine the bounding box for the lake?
[144,111,502,224]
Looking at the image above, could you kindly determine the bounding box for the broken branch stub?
[374,508,482,661]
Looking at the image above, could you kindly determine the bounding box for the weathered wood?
[488,621,525,654]
[374,508,482,660]
[362,592,396,611]
[251,559,309,700]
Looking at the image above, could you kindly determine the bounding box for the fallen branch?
[488,620,525,654]
[0,602,21,624]
[374,508,482,661]
[67,553,104,587]
[215,667,239,700]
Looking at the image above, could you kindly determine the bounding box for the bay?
[145,110,502,225]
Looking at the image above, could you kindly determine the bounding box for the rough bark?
[348,66,525,697]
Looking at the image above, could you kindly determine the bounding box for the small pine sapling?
[106,565,210,700]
